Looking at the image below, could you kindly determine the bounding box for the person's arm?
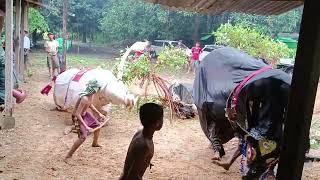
[44,42,49,53]
[75,98,93,132]
[126,143,149,180]
[212,141,241,170]
[89,104,105,119]
[55,41,59,55]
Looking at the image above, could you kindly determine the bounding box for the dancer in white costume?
[53,68,138,113]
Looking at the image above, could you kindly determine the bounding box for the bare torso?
[73,95,94,116]
[120,130,154,180]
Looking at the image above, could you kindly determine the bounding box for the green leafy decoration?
[214,23,291,65]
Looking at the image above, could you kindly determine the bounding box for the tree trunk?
[193,14,201,43]
[82,31,87,43]
[206,15,211,32]
[32,31,37,47]
[78,31,80,54]
[62,0,68,72]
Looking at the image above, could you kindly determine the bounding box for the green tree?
[230,7,303,37]
[214,23,291,65]
[28,8,49,45]
[28,8,49,34]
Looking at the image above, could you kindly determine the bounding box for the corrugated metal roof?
[144,0,304,15]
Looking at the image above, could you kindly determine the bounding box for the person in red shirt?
[188,42,202,74]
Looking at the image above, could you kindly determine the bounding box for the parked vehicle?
[277,58,294,76]
[199,45,222,61]
[151,40,191,57]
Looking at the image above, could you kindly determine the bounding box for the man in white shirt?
[44,32,60,78]
[23,30,31,71]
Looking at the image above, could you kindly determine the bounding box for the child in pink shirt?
[188,42,202,74]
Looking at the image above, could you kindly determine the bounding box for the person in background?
[176,40,183,49]
[23,30,31,71]
[188,42,202,74]
[44,32,60,78]
[56,34,71,72]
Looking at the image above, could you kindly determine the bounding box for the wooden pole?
[62,0,68,72]
[0,17,4,33]
[5,0,14,116]
[277,0,320,179]
[15,0,21,75]
[0,16,4,34]
[19,0,26,80]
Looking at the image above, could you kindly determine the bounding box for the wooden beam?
[25,0,57,11]
[277,0,320,179]
[19,0,26,80]
[5,0,14,116]
[15,0,21,75]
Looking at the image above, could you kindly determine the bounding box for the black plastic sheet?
[193,47,291,157]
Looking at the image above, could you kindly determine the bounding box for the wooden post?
[0,17,4,33]
[19,0,26,80]
[62,0,68,72]
[2,0,15,129]
[277,0,320,179]
[15,0,21,75]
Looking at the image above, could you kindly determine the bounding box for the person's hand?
[98,113,106,120]
[86,126,94,133]
[212,159,231,171]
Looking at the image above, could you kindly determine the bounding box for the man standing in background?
[44,33,60,78]
[23,30,31,71]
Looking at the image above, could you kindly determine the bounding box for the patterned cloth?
[79,79,101,97]
[73,112,100,138]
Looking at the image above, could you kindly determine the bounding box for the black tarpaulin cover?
[169,83,194,104]
[169,83,196,119]
[193,47,291,156]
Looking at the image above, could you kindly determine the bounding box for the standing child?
[120,103,164,180]
[188,42,202,74]
[65,79,107,162]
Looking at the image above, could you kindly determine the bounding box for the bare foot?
[92,144,102,148]
[211,151,221,161]
[64,156,72,164]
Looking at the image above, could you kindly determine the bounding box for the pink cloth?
[79,112,100,138]
[72,69,92,82]
[191,47,202,61]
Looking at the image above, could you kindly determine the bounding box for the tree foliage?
[28,8,49,34]
[214,24,291,65]
[100,0,200,45]
[230,7,303,37]
[113,47,188,84]
[36,0,302,46]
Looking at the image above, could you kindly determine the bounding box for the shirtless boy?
[65,79,107,161]
[120,103,164,180]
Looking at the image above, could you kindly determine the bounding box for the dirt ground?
[0,53,320,180]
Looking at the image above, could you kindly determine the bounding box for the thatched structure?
[144,0,303,15]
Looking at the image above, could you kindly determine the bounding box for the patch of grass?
[26,69,34,77]
[310,139,320,149]
[310,116,320,150]
[30,52,114,70]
